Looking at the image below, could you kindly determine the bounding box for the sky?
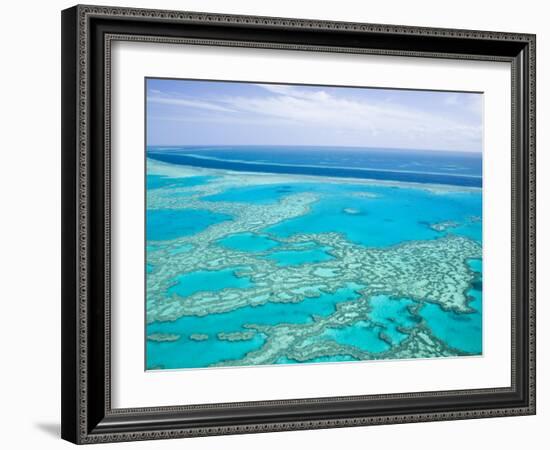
[146,78,483,153]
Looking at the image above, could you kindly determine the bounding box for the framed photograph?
[61,4,536,444]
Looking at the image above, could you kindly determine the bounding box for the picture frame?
[61,4,536,444]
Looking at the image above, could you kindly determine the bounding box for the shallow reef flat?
[148,229,480,321]
[218,325,467,367]
[146,161,482,368]
[218,331,256,341]
[147,333,180,342]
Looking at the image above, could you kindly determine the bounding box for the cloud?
[148,95,236,113]
[221,87,480,144]
[444,93,460,106]
[148,83,482,151]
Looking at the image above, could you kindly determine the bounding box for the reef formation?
[146,159,482,369]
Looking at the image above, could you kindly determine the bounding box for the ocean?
[148,145,482,187]
[145,146,482,370]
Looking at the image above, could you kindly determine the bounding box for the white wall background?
[0,0,545,448]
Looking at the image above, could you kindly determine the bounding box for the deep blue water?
[148,146,482,187]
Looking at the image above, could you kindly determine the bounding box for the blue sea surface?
[148,146,482,187]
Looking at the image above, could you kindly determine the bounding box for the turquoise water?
[419,259,482,354]
[187,178,482,248]
[217,233,280,252]
[451,221,482,241]
[146,149,483,369]
[468,258,482,273]
[147,332,266,369]
[203,183,300,204]
[151,283,363,335]
[167,267,254,298]
[367,295,420,344]
[263,247,334,266]
[321,321,391,353]
[147,209,231,241]
[266,183,481,247]
[147,174,216,190]
[311,296,418,352]
[147,283,363,369]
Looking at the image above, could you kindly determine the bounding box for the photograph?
[145,78,484,370]
[55,2,536,445]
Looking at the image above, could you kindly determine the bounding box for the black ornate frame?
[61,4,536,444]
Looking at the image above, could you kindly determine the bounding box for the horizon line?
[146,144,483,154]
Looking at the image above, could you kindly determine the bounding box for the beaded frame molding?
[61,4,536,444]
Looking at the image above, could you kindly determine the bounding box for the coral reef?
[146,160,482,368]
